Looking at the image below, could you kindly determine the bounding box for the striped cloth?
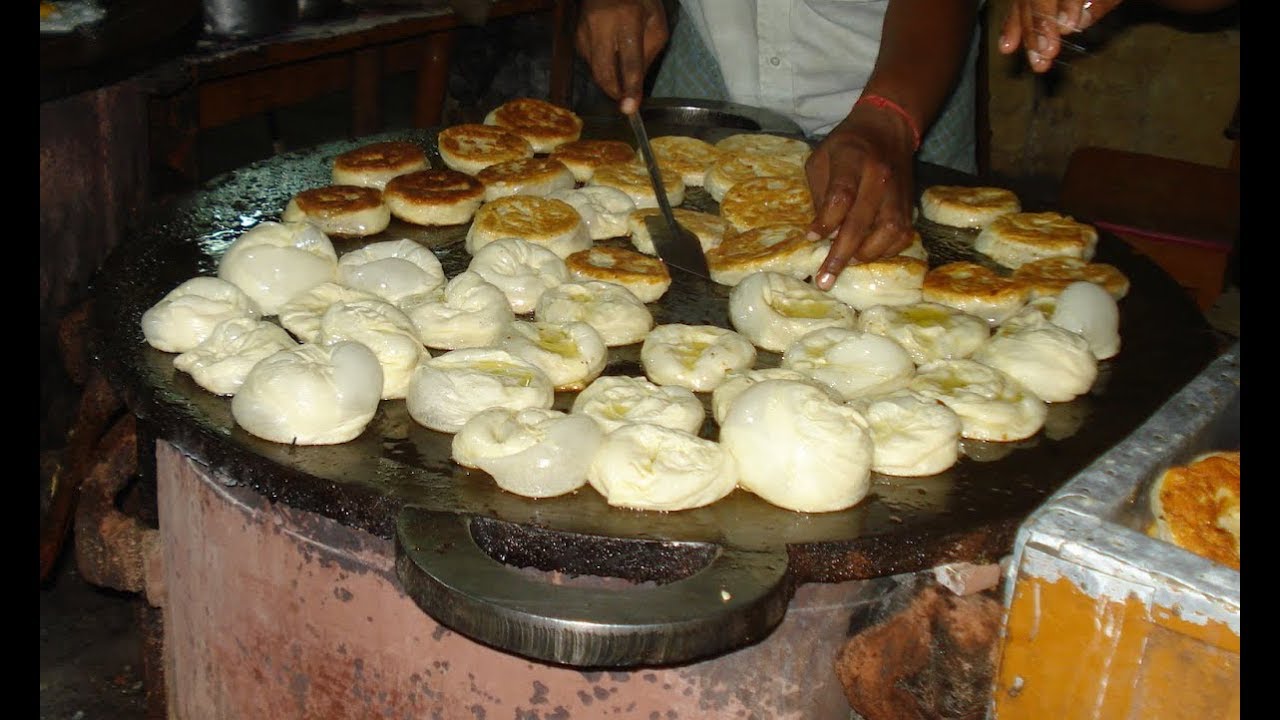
[650,5,978,174]
[650,9,729,102]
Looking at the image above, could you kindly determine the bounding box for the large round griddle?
[89,110,1221,668]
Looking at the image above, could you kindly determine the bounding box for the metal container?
[580,97,806,137]
[990,342,1240,719]
[202,0,295,39]
[294,0,345,24]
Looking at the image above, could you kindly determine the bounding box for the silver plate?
[579,97,806,138]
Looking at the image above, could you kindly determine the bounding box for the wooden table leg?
[148,85,201,189]
[352,46,383,137]
[414,30,456,127]
[548,0,576,107]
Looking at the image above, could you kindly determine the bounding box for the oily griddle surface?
[89,121,1220,583]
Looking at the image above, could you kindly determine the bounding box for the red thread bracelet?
[855,93,922,151]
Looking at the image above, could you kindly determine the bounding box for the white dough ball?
[719,380,874,513]
[729,271,857,353]
[823,256,926,311]
[452,407,604,498]
[856,302,990,366]
[337,238,446,305]
[547,185,637,240]
[277,281,380,343]
[534,280,654,347]
[907,359,1047,442]
[317,298,426,400]
[998,295,1058,333]
[849,390,962,477]
[172,316,297,396]
[406,347,554,433]
[141,276,262,353]
[973,323,1098,403]
[217,220,338,315]
[467,237,570,314]
[588,423,738,511]
[400,271,515,350]
[571,375,705,435]
[780,327,915,401]
[497,320,608,391]
[710,367,837,425]
[640,324,757,392]
[1050,280,1121,360]
[231,341,383,445]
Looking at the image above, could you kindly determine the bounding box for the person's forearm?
[860,0,980,139]
[575,0,670,111]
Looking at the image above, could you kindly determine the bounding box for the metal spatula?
[626,110,713,280]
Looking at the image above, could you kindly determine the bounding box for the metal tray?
[1010,341,1240,611]
[88,119,1221,667]
[991,343,1239,718]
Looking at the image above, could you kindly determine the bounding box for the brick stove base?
[151,440,883,719]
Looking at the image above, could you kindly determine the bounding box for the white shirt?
[678,1,890,137]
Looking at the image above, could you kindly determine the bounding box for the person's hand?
[808,102,918,291]
[997,0,1120,72]
[1000,0,1236,71]
[574,0,669,114]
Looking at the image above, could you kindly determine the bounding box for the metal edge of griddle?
[83,125,1224,667]
[394,508,795,667]
[85,148,1223,566]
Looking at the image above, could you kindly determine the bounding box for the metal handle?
[626,109,713,278]
[394,506,793,667]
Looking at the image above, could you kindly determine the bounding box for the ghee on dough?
[452,407,604,498]
[588,423,738,511]
[406,347,554,433]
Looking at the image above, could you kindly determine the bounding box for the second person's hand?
[808,101,918,291]
[997,0,1120,72]
[574,0,670,114]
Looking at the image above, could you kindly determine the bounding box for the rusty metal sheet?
[87,114,1220,666]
